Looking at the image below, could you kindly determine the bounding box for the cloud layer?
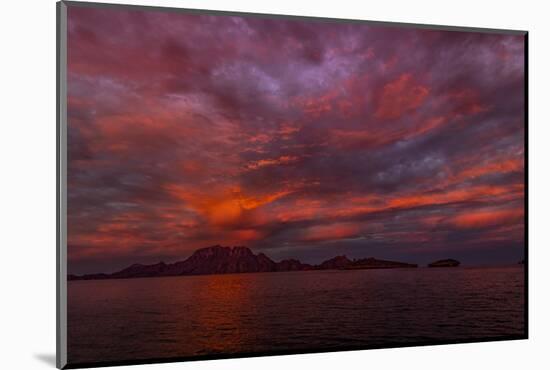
[67,6,525,274]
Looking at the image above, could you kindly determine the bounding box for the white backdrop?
[1,0,548,369]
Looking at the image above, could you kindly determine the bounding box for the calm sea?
[67,266,525,364]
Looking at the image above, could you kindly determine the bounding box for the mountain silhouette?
[68,245,418,280]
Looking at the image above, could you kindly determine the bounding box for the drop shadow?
[34,353,56,367]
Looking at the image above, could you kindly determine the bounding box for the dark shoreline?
[69,261,522,283]
[69,245,524,282]
[69,245,425,281]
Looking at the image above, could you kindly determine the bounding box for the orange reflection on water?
[178,273,254,354]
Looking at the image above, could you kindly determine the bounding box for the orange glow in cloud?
[458,159,523,179]
[165,184,293,226]
[389,185,511,209]
[237,190,293,210]
[270,184,522,230]
[245,155,300,170]
[274,198,325,223]
[66,7,525,272]
[329,114,450,151]
[231,229,264,242]
[451,208,524,229]
[277,123,301,139]
[208,198,243,226]
[301,223,361,242]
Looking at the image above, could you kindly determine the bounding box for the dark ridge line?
[68,245,431,281]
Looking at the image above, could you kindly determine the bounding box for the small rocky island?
[428,259,461,268]
[344,257,418,270]
[68,246,419,280]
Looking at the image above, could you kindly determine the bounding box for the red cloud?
[165,183,293,226]
[66,6,525,272]
[448,88,490,117]
[389,185,514,209]
[451,208,524,229]
[300,223,361,243]
[245,155,300,170]
[458,158,523,179]
[374,73,430,120]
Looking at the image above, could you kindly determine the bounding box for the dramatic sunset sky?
[67,5,525,274]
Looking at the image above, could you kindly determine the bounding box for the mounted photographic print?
[56,1,528,368]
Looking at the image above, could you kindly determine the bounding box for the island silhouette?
[68,245,430,280]
[428,259,461,267]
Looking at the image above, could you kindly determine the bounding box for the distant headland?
[428,259,461,268]
[68,245,424,281]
